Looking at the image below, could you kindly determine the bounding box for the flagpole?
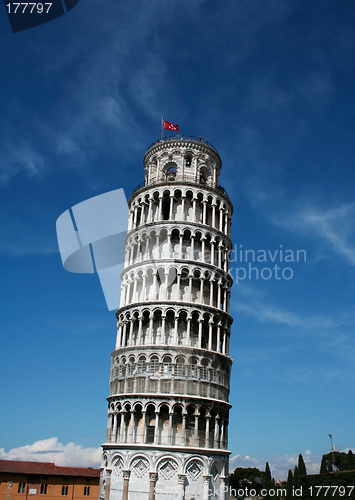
[161,117,163,140]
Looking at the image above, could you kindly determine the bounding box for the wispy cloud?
[0,244,58,258]
[0,438,101,467]
[235,299,340,330]
[273,203,355,266]
[229,449,323,481]
[0,141,45,185]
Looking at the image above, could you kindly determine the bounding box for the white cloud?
[0,141,45,185]
[0,438,101,468]
[0,243,58,258]
[273,202,355,266]
[229,450,322,481]
[235,299,338,331]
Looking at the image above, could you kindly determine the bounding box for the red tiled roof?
[0,460,100,478]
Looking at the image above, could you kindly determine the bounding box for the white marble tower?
[99,136,234,500]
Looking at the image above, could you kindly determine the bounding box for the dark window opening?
[146,426,155,444]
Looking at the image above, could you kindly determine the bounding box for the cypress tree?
[286,469,293,498]
[293,465,299,488]
[298,454,307,476]
[263,462,272,499]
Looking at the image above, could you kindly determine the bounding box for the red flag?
[163,120,179,131]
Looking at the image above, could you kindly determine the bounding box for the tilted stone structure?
[99,136,234,500]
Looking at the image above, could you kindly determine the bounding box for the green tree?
[293,465,299,488]
[229,467,264,495]
[263,462,272,499]
[286,469,293,498]
[298,453,307,476]
[320,456,329,474]
[347,450,355,470]
[320,451,349,472]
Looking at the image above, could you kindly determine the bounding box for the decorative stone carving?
[158,458,178,480]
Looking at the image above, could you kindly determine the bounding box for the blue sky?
[1,0,355,480]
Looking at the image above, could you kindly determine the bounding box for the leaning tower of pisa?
[99,136,234,500]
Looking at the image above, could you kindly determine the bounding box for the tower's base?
[100,445,229,500]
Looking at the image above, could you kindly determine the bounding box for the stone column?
[212,202,216,228]
[137,316,143,345]
[149,315,154,344]
[192,197,197,220]
[128,409,135,443]
[168,411,173,444]
[198,320,203,349]
[209,279,214,307]
[119,410,126,442]
[190,234,195,259]
[202,200,207,224]
[203,475,212,500]
[176,272,181,301]
[155,233,160,259]
[199,277,204,304]
[181,195,186,221]
[133,206,138,228]
[174,316,179,344]
[141,411,146,444]
[98,468,105,500]
[122,321,128,347]
[158,196,163,220]
[154,411,160,444]
[128,319,134,346]
[217,324,221,353]
[220,419,225,449]
[218,244,222,268]
[219,207,224,231]
[219,476,228,500]
[132,276,138,304]
[106,413,113,442]
[217,281,221,310]
[148,472,158,500]
[182,413,186,445]
[201,236,206,262]
[194,413,199,446]
[116,323,123,349]
[122,470,130,500]
[214,416,220,448]
[222,328,227,354]
[211,240,215,265]
[104,469,112,500]
[224,248,228,272]
[147,197,153,222]
[141,201,146,224]
[163,271,169,300]
[128,210,134,231]
[169,194,174,220]
[161,315,166,344]
[188,275,193,302]
[111,413,118,443]
[205,415,211,447]
[179,233,183,258]
[144,236,150,260]
[208,321,213,351]
[224,212,229,234]
[177,474,186,500]
[186,317,191,346]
